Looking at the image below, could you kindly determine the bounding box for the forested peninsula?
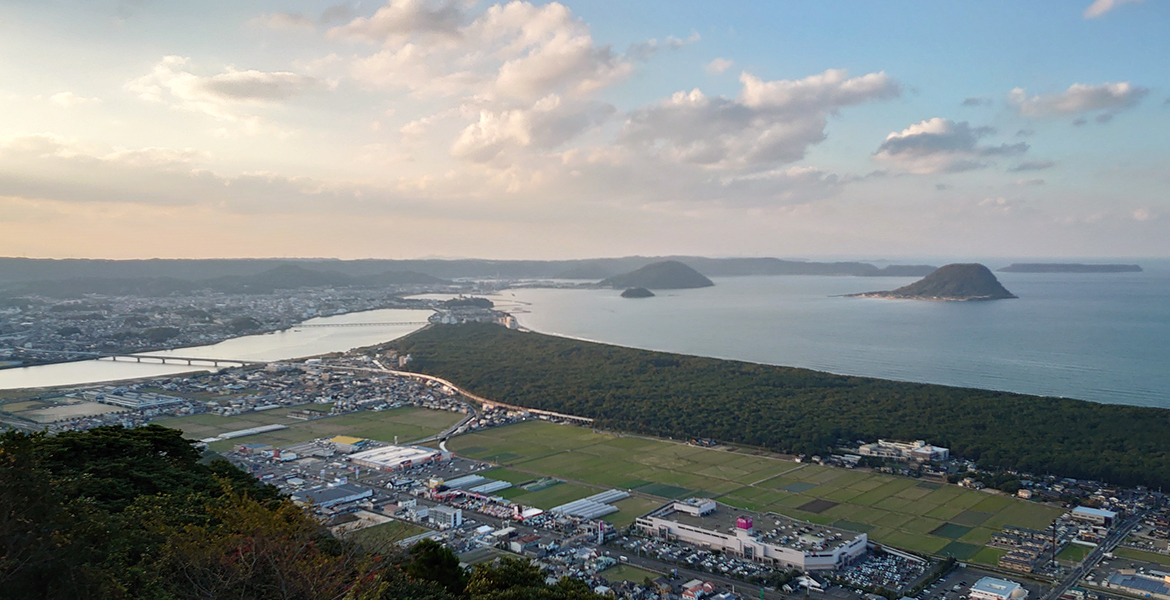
[394,324,1170,489]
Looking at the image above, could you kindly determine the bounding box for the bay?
[495,266,1170,408]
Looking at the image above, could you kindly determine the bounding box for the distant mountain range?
[0,264,447,298]
[0,256,935,287]
[850,264,1017,301]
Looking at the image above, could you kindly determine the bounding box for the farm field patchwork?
[447,420,1066,564]
[157,406,464,451]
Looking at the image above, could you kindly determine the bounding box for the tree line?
[394,323,1170,490]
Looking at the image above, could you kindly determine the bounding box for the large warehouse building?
[348,444,452,472]
[636,499,867,571]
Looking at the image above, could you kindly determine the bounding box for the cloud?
[126,57,333,133]
[617,69,899,170]
[961,96,992,107]
[705,58,734,75]
[1013,178,1045,186]
[450,95,614,162]
[1009,82,1148,117]
[48,92,100,107]
[1083,0,1145,19]
[873,118,1028,174]
[1015,128,1034,137]
[327,0,464,41]
[625,33,700,62]
[340,1,637,101]
[935,183,950,190]
[1008,160,1055,172]
[248,12,315,30]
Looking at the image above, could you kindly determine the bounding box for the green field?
[1058,544,1091,563]
[156,406,464,451]
[449,420,1065,561]
[1114,547,1170,566]
[347,520,430,552]
[600,564,661,584]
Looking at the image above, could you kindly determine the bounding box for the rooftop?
[649,501,863,553]
[349,444,442,466]
[1072,506,1118,518]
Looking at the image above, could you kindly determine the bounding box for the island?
[848,263,1017,301]
[998,263,1142,273]
[598,260,715,290]
[620,287,655,298]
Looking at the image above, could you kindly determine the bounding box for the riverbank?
[0,307,434,390]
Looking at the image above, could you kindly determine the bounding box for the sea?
[3,263,1167,409]
[489,262,1170,409]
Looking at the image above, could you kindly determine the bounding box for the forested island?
[849,264,1016,301]
[394,323,1170,489]
[620,287,655,298]
[599,260,714,290]
[998,263,1142,273]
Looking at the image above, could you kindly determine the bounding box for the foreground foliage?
[395,323,1170,489]
[0,425,603,600]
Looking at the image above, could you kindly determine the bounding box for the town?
[3,344,1167,600]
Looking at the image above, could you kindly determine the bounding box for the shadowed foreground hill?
[0,425,604,600]
[394,323,1170,489]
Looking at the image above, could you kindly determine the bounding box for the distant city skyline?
[1,0,1168,259]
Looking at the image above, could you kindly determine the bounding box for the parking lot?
[913,567,1047,600]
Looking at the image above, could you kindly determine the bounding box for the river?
[0,308,432,390]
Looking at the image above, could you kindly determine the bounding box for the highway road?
[1042,511,1148,600]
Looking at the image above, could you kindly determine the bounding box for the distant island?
[999,263,1142,273]
[599,260,715,290]
[849,263,1017,301]
[620,287,655,298]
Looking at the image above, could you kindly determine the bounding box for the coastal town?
[3,332,1167,600]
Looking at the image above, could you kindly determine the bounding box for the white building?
[636,500,867,571]
[430,505,463,529]
[1071,506,1117,527]
[348,444,452,472]
[970,577,1028,600]
[858,440,949,462]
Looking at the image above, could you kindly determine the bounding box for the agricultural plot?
[446,420,1066,564]
[347,520,430,552]
[158,406,463,452]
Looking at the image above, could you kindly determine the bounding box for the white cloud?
[1083,0,1146,19]
[1008,82,1148,117]
[126,56,334,134]
[450,95,614,162]
[617,69,899,170]
[327,0,465,42]
[48,92,101,107]
[704,58,734,75]
[873,117,1028,174]
[248,12,315,31]
[337,1,635,101]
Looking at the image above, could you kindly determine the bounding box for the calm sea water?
[495,264,1170,408]
[0,308,432,390]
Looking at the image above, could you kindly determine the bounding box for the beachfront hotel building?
[636,499,867,571]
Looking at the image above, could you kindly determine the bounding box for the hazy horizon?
[2,0,1168,259]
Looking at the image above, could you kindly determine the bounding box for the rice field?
[447,420,1066,564]
[155,406,464,451]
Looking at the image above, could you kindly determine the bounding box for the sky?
[1,0,1168,260]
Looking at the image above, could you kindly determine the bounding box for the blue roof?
[1072,506,1117,518]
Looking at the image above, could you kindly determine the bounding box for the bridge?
[293,321,428,328]
[16,347,263,368]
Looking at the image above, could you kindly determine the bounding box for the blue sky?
[0,0,1166,259]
